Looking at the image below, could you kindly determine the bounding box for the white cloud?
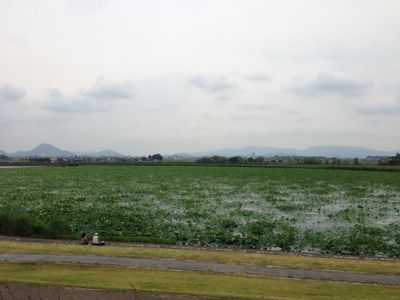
[244,72,271,82]
[0,84,25,102]
[44,78,135,113]
[80,78,135,100]
[289,74,371,97]
[357,98,400,116]
[190,74,237,93]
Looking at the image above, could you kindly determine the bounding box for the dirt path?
[1,253,399,285]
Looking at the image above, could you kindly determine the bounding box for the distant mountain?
[75,149,125,157]
[188,146,398,158]
[296,146,395,158]
[11,143,75,158]
[191,146,295,157]
[96,149,125,157]
[6,143,127,158]
[4,143,398,159]
[74,151,98,156]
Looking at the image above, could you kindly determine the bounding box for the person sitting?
[92,232,105,246]
[80,232,89,245]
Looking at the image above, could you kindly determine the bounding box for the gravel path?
[1,253,399,285]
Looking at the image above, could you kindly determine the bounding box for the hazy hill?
[11,143,75,158]
[96,149,125,157]
[6,143,126,158]
[3,143,398,159]
[190,146,397,158]
[296,146,395,158]
[75,149,125,157]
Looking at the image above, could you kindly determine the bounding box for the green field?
[0,165,399,256]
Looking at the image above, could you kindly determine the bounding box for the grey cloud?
[80,78,135,100]
[290,74,371,97]
[245,72,271,82]
[46,100,99,114]
[215,95,232,102]
[0,113,14,127]
[231,112,269,121]
[44,79,134,114]
[0,84,26,102]
[45,89,99,113]
[146,106,161,112]
[48,88,63,98]
[190,74,237,93]
[357,104,400,116]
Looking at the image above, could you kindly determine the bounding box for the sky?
[1,0,399,155]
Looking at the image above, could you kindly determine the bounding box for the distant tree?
[140,156,148,161]
[303,157,321,164]
[149,154,163,161]
[254,156,265,163]
[196,156,228,164]
[388,153,400,165]
[212,155,228,164]
[228,156,243,164]
[29,157,51,163]
[0,154,9,160]
[353,158,360,165]
[196,157,210,164]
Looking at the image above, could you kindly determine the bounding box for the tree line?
[196,155,265,164]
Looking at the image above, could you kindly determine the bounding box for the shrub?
[0,210,71,238]
[14,215,34,237]
[0,212,16,235]
[47,219,71,238]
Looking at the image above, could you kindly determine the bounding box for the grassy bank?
[1,262,399,299]
[1,240,399,275]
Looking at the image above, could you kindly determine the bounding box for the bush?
[48,219,71,238]
[345,225,387,256]
[0,210,71,238]
[274,222,297,251]
[0,213,16,235]
[14,216,34,236]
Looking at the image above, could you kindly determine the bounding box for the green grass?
[1,262,399,299]
[1,240,399,275]
[1,165,399,256]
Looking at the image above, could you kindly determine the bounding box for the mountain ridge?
[1,144,398,158]
[4,143,125,158]
[186,145,399,158]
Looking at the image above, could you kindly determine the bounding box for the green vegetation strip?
[1,241,399,275]
[1,165,400,256]
[1,262,399,300]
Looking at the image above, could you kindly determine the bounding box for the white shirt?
[93,235,99,244]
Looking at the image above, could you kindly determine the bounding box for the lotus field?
[0,165,399,256]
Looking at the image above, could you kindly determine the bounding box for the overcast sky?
[1,0,399,155]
